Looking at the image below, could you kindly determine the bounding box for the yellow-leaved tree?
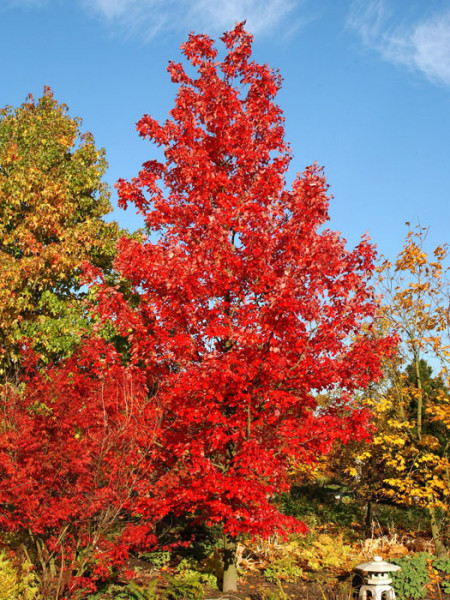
[335,226,449,555]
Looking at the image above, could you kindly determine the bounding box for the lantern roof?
[355,556,401,573]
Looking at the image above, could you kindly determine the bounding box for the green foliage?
[117,581,159,600]
[0,550,40,600]
[85,580,159,600]
[162,573,205,600]
[391,553,431,599]
[280,485,363,530]
[281,483,434,540]
[175,559,217,588]
[373,504,431,534]
[432,557,450,594]
[104,562,212,600]
[140,551,171,569]
[263,556,303,583]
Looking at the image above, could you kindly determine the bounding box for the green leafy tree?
[0,87,120,378]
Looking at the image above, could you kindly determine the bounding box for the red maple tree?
[96,24,393,592]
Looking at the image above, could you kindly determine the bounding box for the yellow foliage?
[345,467,358,477]
[0,551,40,600]
[355,451,372,461]
[427,396,450,429]
[373,434,406,447]
[300,534,355,571]
[257,533,355,578]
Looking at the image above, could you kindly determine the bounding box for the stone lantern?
[355,556,401,600]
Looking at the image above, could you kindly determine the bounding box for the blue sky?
[1,0,449,262]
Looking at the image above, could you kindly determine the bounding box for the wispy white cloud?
[188,0,297,37]
[7,0,47,6]
[348,1,450,87]
[79,0,300,41]
[8,0,302,39]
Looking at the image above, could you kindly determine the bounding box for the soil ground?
[203,573,351,600]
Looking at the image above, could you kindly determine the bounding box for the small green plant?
[162,573,205,600]
[140,551,171,569]
[0,550,40,600]
[88,580,159,600]
[175,558,217,588]
[432,557,450,594]
[263,555,303,583]
[391,553,431,599]
[121,581,159,599]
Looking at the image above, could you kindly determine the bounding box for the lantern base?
[359,584,396,600]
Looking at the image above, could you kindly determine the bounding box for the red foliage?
[0,340,158,597]
[108,24,395,538]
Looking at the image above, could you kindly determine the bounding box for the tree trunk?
[222,534,238,593]
[413,351,423,440]
[429,506,447,557]
[365,499,373,533]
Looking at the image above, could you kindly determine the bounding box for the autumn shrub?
[301,534,355,571]
[0,341,160,599]
[0,550,40,600]
[260,533,354,585]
